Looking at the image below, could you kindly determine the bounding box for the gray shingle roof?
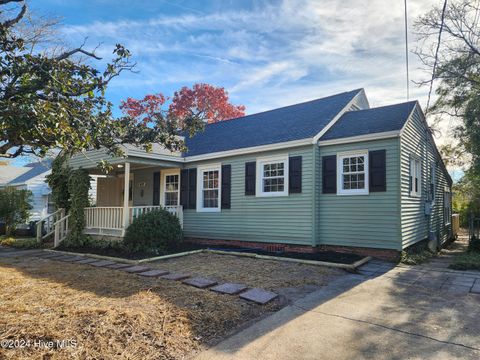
[184,89,362,156]
[321,101,417,141]
[8,160,52,185]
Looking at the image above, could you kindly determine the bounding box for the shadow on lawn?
[3,250,479,359]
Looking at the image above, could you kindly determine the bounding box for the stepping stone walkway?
[183,277,218,289]
[121,265,151,273]
[105,263,132,269]
[138,269,169,277]
[240,288,279,304]
[211,283,248,295]
[65,256,88,262]
[75,258,100,264]
[17,250,280,306]
[161,272,190,281]
[90,260,116,267]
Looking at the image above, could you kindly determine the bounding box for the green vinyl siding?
[400,107,452,248]
[183,146,315,245]
[317,138,402,250]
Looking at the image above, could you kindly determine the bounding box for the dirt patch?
[0,257,281,359]
[149,252,345,290]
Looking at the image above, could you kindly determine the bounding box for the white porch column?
[122,162,130,233]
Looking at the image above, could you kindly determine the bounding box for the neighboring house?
[5,161,54,222]
[68,89,453,259]
[0,164,29,186]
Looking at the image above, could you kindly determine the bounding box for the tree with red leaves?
[169,83,245,124]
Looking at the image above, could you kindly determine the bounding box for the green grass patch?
[449,252,480,271]
[400,249,436,265]
[0,236,42,249]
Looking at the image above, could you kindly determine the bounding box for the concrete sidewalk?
[196,268,480,360]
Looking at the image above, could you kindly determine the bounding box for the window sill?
[409,193,422,198]
[337,190,369,196]
[256,192,289,197]
[196,208,221,213]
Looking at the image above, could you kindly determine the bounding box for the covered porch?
[70,148,185,238]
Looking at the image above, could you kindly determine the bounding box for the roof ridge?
[345,100,417,114]
[196,88,363,130]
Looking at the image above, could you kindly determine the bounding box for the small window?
[164,173,179,206]
[256,156,289,197]
[429,163,436,202]
[197,165,221,212]
[444,189,452,225]
[337,151,369,195]
[409,157,421,197]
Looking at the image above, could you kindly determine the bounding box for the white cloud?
[58,0,462,172]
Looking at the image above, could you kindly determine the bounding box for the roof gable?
[8,160,52,185]
[184,89,362,157]
[320,101,417,141]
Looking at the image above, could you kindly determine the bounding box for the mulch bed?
[58,242,364,265]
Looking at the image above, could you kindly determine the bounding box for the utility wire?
[425,0,449,114]
[404,0,410,100]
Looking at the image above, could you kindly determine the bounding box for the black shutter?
[188,168,197,209]
[221,164,231,209]
[245,161,256,195]
[180,169,189,208]
[322,155,337,194]
[153,172,160,205]
[369,150,386,192]
[289,156,302,194]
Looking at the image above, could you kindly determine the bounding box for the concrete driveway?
[196,259,480,360]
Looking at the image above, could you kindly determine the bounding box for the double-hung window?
[410,157,421,197]
[256,155,289,196]
[337,151,369,195]
[163,172,179,206]
[197,165,221,212]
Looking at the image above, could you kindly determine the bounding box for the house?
[5,160,54,222]
[68,89,453,260]
[1,160,99,234]
[0,163,30,186]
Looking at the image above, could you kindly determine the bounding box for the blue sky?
[16,0,463,179]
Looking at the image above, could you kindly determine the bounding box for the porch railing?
[36,208,65,243]
[85,207,124,230]
[84,205,184,232]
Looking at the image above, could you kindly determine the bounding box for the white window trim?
[256,154,289,197]
[196,163,222,212]
[337,150,369,196]
[410,156,422,198]
[162,169,180,207]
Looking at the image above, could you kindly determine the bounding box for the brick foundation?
[316,245,400,262]
[184,237,400,262]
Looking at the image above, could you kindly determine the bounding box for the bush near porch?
[124,209,183,255]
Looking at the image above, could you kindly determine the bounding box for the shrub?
[124,209,182,254]
[0,236,42,249]
[468,235,480,253]
[0,187,32,236]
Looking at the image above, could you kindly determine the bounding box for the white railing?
[85,207,124,230]
[53,214,70,247]
[130,205,162,220]
[83,205,184,232]
[36,208,65,243]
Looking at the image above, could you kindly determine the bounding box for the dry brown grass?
[149,252,344,290]
[0,257,282,360]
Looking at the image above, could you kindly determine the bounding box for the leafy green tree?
[65,169,91,246]
[45,153,72,211]
[415,0,480,218]
[0,187,32,236]
[0,0,203,161]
